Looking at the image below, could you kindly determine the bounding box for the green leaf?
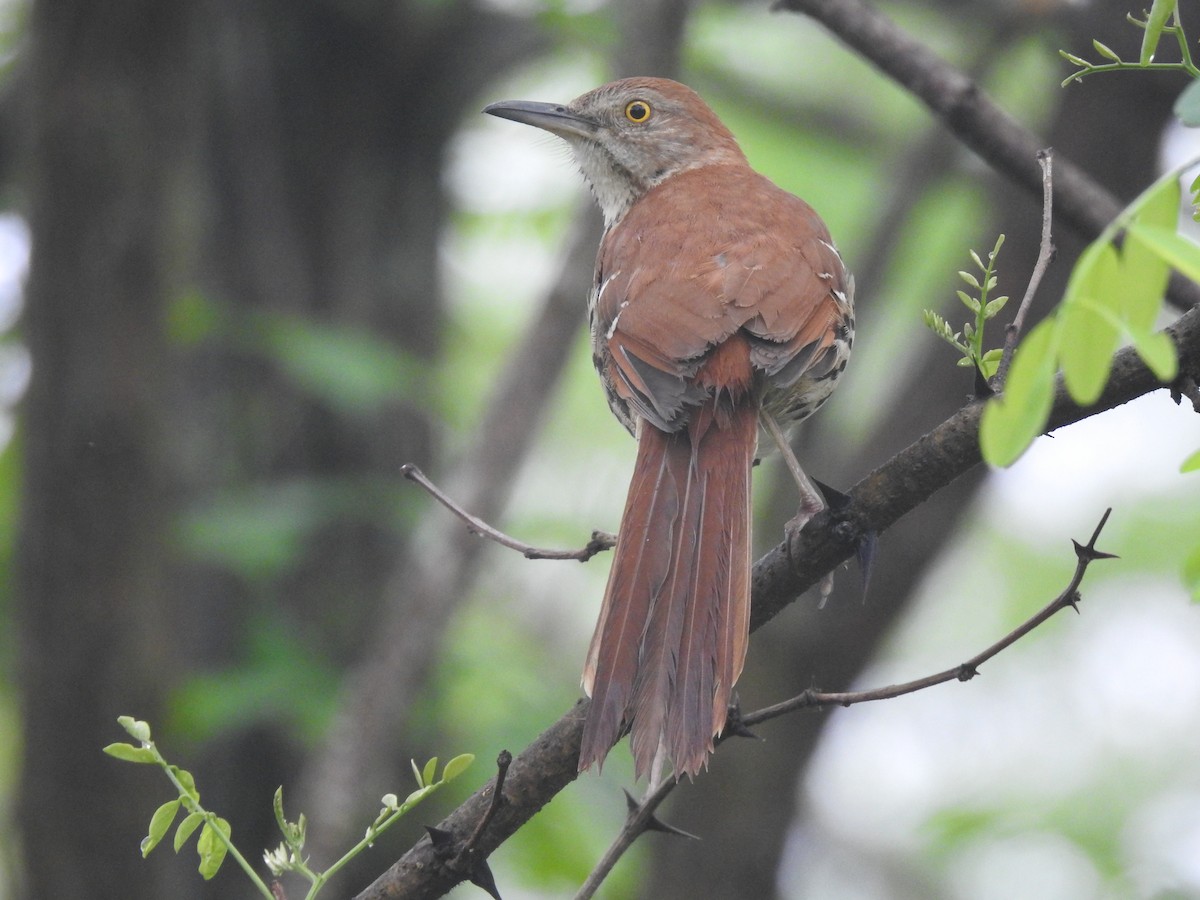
[1184,544,1200,602]
[196,818,231,880]
[1180,448,1200,473]
[1143,0,1178,65]
[273,786,287,835]
[1060,245,1120,404]
[979,348,1003,379]
[118,716,152,743]
[103,743,157,764]
[1060,301,1118,404]
[442,753,474,783]
[980,317,1060,466]
[1130,329,1179,381]
[142,800,181,857]
[1093,39,1121,63]
[1175,80,1200,127]
[422,757,438,788]
[170,765,200,803]
[984,295,1009,319]
[174,812,206,852]
[1120,235,1173,334]
[1132,173,1183,228]
[411,758,424,788]
[1127,223,1200,283]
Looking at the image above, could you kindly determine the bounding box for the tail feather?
[579,430,679,769]
[579,398,755,779]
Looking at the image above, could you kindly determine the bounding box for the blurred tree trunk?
[17,3,196,896]
[15,1,534,896]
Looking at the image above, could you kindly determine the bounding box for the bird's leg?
[761,411,825,531]
[761,411,834,605]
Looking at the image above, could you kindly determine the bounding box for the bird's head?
[484,77,747,227]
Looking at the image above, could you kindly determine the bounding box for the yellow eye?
[624,100,652,123]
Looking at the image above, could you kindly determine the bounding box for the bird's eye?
[624,100,652,123]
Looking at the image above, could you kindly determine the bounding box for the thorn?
[1065,590,1082,613]
[723,702,761,741]
[425,826,457,858]
[972,365,994,399]
[856,531,878,602]
[812,478,850,512]
[956,663,978,682]
[622,791,701,840]
[425,825,504,899]
[1072,539,1118,563]
[1169,374,1200,412]
[468,860,503,900]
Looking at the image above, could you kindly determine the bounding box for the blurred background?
[2,0,1199,897]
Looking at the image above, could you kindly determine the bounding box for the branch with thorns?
[573,509,1116,898]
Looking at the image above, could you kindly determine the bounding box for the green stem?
[1172,10,1200,77]
[153,744,276,900]
[305,807,404,896]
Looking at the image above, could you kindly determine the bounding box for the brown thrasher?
[485,77,854,780]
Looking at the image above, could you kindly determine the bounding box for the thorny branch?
[746,509,1115,723]
[575,511,1117,897]
[574,787,694,900]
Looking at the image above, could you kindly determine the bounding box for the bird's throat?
[573,143,644,229]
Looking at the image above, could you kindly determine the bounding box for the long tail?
[579,397,755,779]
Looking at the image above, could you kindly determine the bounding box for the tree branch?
[772,0,1200,311]
[353,303,1200,900]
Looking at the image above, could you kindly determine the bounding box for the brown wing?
[591,164,850,432]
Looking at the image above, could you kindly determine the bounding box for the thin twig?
[574,780,681,900]
[995,149,1056,387]
[744,508,1114,727]
[400,463,615,561]
[463,751,512,857]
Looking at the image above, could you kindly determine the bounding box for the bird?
[484,77,854,781]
